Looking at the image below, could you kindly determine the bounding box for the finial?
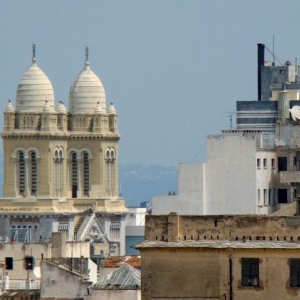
[85,46,89,62]
[32,43,36,63]
[8,99,11,103]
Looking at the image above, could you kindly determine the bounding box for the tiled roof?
[94,263,140,290]
[135,239,300,249]
[101,256,141,268]
[0,290,40,298]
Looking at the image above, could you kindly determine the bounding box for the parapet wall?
[145,213,300,242]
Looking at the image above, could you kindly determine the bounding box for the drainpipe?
[229,257,233,300]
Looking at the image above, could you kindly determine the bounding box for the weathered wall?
[0,243,51,280]
[40,261,91,299]
[140,247,300,300]
[205,134,258,214]
[91,289,141,300]
[145,214,300,242]
[141,248,219,299]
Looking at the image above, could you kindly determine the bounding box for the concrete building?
[152,44,300,215]
[125,207,146,255]
[0,45,128,259]
[136,212,300,300]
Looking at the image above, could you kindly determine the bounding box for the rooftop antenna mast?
[225,112,235,129]
[272,34,275,66]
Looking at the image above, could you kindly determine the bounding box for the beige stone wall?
[140,247,300,300]
[145,214,300,242]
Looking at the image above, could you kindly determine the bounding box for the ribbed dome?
[16,58,55,112]
[69,61,106,114]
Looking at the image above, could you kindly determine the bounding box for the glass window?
[241,258,259,287]
[290,259,300,287]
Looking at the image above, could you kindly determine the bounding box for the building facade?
[152,44,300,215]
[136,213,300,300]
[0,45,128,257]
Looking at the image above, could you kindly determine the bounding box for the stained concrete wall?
[140,247,300,300]
[205,134,258,214]
[145,214,300,242]
[40,260,91,299]
[0,243,51,280]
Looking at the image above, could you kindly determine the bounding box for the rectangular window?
[263,158,267,169]
[257,159,261,169]
[257,189,261,204]
[294,157,297,171]
[278,157,287,171]
[278,189,288,204]
[241,258,259,287]
[264,189,267,205]
[290,259,300,287]
[269,189,272,205]
[271,158,275,169]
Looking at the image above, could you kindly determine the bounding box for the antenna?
[272,34,275,66]
[225,112,235,129]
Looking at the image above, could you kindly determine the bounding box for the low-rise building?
[136,213,300,300]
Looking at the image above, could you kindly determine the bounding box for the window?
[83,152,90,196]
[257,158,261,169]
[106,149,116,196]
[290,259,300,287]
[278,157,287,171]
[257,189,261,204]
[271,158,275,169]
[19,151,25,195]
[278,189,288,204]
[71,152,78,198]
[263,158,267,169]
[264,189,267,205]
[241,258,259,287]
[30,151,37,195]
[294,157,298,171]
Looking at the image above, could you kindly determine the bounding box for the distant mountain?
[0,158,177,207]
[119,163,177,207]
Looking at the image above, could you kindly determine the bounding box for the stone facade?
[0,46,128,257]
[136,213,300,300]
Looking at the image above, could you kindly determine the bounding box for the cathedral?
[0,45,128,256]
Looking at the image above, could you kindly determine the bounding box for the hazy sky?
[1,1,300,166]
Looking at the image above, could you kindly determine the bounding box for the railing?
[0,280,40,290]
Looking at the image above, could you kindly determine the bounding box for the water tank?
[278,90,290,120]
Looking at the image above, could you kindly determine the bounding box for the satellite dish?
[33,267,41,279]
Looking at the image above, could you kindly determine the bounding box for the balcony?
[0,279,40,290]
[278,171,300,183]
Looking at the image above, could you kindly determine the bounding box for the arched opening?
[71,152,78,198]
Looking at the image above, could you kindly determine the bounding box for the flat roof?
[135,239,300,250]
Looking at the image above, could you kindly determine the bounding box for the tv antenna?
[225,111,235,129]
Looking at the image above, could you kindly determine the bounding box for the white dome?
[16,58,55,112]
[69,61,106,114]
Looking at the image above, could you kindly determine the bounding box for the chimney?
[257,43,265,101]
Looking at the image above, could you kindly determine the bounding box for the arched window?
[18,151,25,195]
[30,151,37,195]
[71,152,78,198]
[54,149,64,197]
[106,149,116,196]
[83,152,90,196]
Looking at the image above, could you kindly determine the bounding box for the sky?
[1,1,300,167]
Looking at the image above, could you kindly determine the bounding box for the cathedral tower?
[0,46,127,256]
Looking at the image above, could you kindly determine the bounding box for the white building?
[152,45,300,216]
